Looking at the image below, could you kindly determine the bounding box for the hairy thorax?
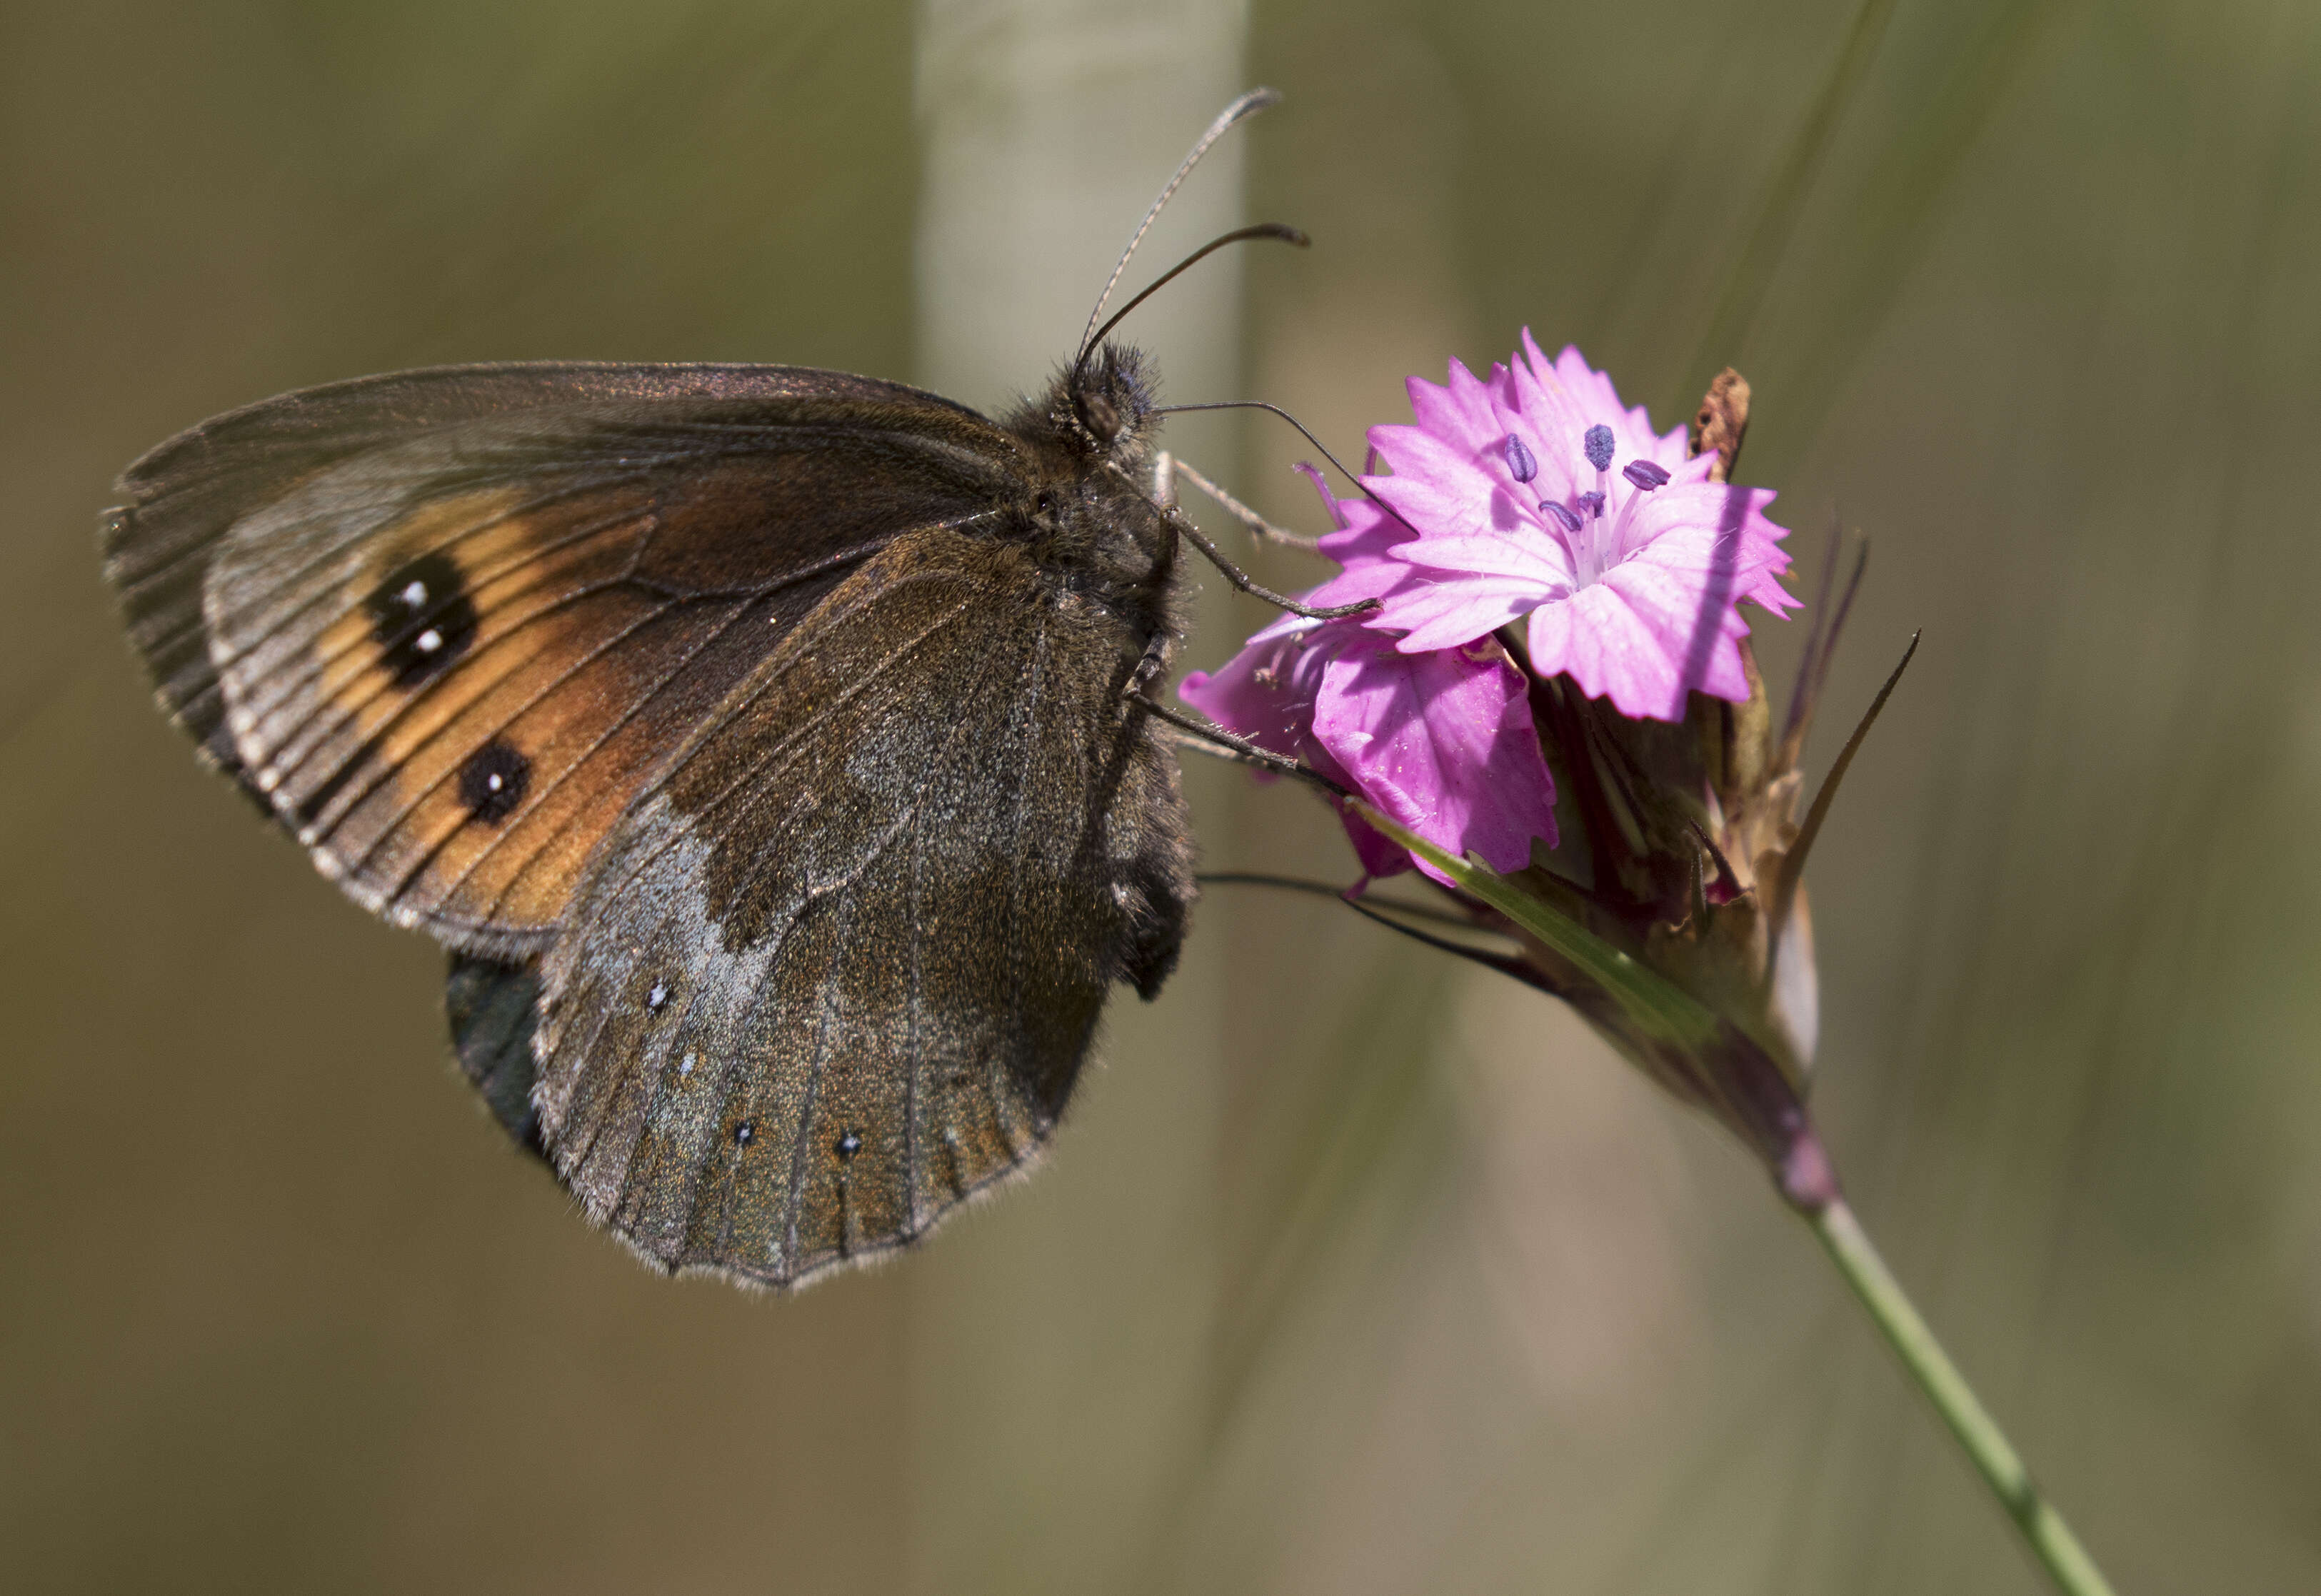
[997,341,1181,650]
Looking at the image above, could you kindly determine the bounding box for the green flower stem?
[1807,1195,2117,1596]
[1340,807,2119,1592]
[1343,802,1720,1049]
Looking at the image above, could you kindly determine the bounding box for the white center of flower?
[1530,422,1670,590]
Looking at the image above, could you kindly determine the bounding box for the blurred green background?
[6,0,2320,1591]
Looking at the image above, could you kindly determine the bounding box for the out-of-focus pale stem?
[1808,1198,2119,1596]
[911,6,1249,1590]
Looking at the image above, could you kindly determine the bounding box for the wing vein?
[445,597,770,915]
[306,591,686,858]
[356,599,727,909]
[218,475,651,697]
[236,496,657,739]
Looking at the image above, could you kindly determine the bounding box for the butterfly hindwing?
[104,363,1031,955]
[533,527,1193,1288]
[444,953,549,1160]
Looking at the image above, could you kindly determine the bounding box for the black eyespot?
[1034,489,1057,516]
[733,1122,754,1146]
[835,1131,862,1159]
[366,552,477,688]
[457,741,529,823]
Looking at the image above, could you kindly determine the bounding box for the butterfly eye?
[1078,391,1122,441]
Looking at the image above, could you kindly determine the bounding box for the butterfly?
[99,90,1335,1290]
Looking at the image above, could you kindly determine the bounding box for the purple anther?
[1540,501,1583,534]
[1621,458,1671,491]
[1503,433,1538,483]
[1583,424,1615,471]
[1577,490,1605,520]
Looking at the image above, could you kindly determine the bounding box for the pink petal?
[1363,428,1502,533]
[1598,564,1754,704]
[1312,636,1558,879]
[1383,579,1553,652]
[1307,497,1422,610]
[1389,530,1574,587]
[1535,584,1693,720]
[1178,621,1324,762]
[1182,616,1558,883]
[1405,359,1504,448]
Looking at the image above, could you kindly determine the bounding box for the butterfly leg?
[1166,455,1322,553]
[1129,456,1184,694]
[1131,628,1174,691]
[1136,693,1336,789]
[1165,508,1375,622]
[1139,441,1371,621]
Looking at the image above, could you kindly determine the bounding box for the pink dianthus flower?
[1347,333,1796,721]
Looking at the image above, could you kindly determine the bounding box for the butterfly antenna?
[1158,398,1420,536]
[1076,87,1281,370]
[1081,223,1309,362]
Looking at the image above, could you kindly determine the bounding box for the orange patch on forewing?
[264,483,668,927]
[275,486,546,766]
[319,586,669,863]
[444,481,656,591]
[432,602,755,927]
[309,483,537,682]
[341,595,718,930]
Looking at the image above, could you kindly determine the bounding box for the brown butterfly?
[100,91,1338,1290]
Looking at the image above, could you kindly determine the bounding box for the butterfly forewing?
[535,528,1190,1287]
[106,364,1032,952]
[107,365,919,774]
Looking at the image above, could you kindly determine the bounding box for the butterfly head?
[1053,340,1160,464]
